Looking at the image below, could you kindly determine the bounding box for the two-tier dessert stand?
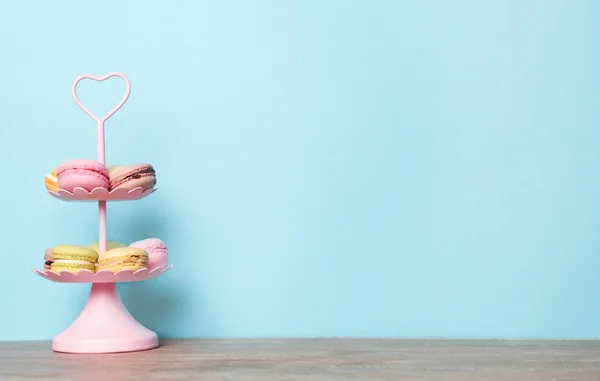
[33,72,172,354]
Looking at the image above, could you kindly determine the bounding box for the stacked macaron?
[44,160,157,193]
[50,245,99,274]
[57,159,110,192]
[130,238,168,270]
[86,240,128,254]
[44,170,58,193]
[43,248,53,270]
[108,164,156,191]
[97,247,149,273]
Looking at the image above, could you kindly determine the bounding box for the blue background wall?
[1,0,599,340]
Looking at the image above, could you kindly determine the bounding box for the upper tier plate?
[48,187,156,202]
[33,265,173,283]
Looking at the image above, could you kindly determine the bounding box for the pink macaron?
[129,238,168,270]
[57,159,110,192]
[44,248,53,270]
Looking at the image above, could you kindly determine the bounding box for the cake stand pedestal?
[53,282,158,354]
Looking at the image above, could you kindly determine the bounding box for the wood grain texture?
[0,339,599,380]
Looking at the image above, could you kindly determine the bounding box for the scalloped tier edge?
[33,265,173,283]
[48,186,156,201]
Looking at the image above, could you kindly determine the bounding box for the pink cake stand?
[34,73,171,354]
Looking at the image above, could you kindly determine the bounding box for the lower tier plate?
[32,265,173,283]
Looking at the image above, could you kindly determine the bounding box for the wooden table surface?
[1,339,599,380]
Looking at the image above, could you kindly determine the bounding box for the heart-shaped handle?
[72,72,131,122]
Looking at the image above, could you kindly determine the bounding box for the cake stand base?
[53,282,158,354]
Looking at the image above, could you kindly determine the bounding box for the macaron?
[129,238,168,270]
[108,165,125,176]
[51,244,99,274]
[44,248,53,270]
[109,163,156,191]
[44,169,58,193]
[97,247,148,273]
[86,240,128,254]
[57,159,109,192]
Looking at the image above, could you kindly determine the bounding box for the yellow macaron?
[44,169,58,192]
[86,241,128,254]
[107,164,125,175]
[51,244,99,274]
[97,247,148,273]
